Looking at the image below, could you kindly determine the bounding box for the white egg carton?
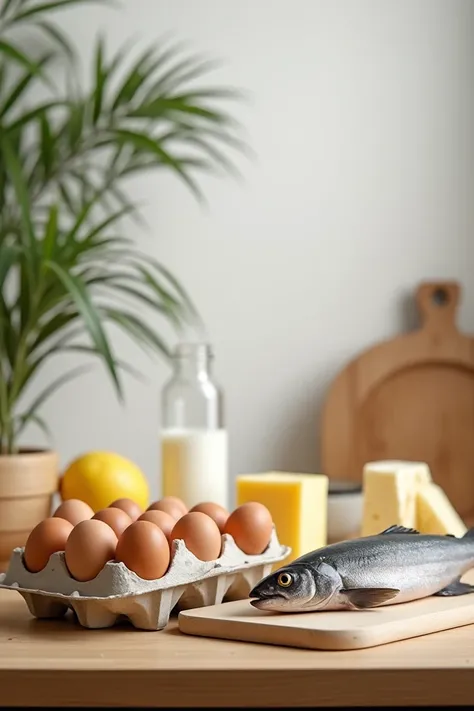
[0,526,290,631]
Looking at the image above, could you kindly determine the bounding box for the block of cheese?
[236,471,328,567]
[361,460,432,536]
[416,483,467,537]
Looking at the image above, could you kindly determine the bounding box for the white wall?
[23,0,474,504]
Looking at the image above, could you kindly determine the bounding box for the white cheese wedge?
[361,460,432,537]
[416,483,467,537]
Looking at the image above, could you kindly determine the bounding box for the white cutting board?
[178,592,474,651]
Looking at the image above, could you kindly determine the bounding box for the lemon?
[61,451,150,512]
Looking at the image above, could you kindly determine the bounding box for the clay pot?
[0,449,59,572]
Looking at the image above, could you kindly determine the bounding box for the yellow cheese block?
[236,471,328,567]
[361,460,432,536]
[416,483,467,537]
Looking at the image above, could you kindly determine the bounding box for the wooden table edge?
[0,667,472,707]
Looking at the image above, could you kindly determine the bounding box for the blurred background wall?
[22,0,474,502]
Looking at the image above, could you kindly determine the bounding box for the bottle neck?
[172,343,213,381]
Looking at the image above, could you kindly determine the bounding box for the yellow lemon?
[61,451,149,512]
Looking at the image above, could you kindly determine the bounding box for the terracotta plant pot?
[0,449,59,572]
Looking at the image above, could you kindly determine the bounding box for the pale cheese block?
[361,460,432,537]
[416,483,467,537]
[236,471,328,568]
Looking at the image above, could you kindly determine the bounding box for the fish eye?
[277,572,293,588]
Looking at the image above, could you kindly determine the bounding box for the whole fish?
[249,525,474,612]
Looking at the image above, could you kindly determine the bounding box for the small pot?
[327,480,363,543]
[0,449,59,572]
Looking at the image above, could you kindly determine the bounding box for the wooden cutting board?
[178,586,474,651]
[320,280,474,522]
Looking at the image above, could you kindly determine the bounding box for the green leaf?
[79,203,138,248]
[0,40,43,76]
[92,34,105,124]
[0,53,54,116]
[17,364,92,426]
[146,58,221,97]
[65,184,114,242]
[128,96,232,126]
[191,124,251,156]
[39,112,54,177]
[0,244,20,368]
[180,134,241,179]
[0,291,17,370]
[110,43,198,112]
[100,280,180,327]
[110,46,155,111]
[30,311,79,352]
[60,344,146,383]
[116,39,186,105]
[134,264,182,313]
[108,184,147,228]
[34,21,76,62]
[6,101,61,131]
[58,180,77,214]
[18,252,32,330]
[13,0,116,21]
[22,330,143,394]
[45,261,123,398]
[64,101,84,150]
[111,128,203,200]
[147,54,211,95]
[76,250,183,300]
[42,204,58,259]
[14,412,52,444]
[0,242,21,289]
[0,0,22,19]
[102,308,171,360]
[68,168,97,204]
[0,135,37,271]
[147,257,202,327]
[18,334,75,394]
[174,88,243,102]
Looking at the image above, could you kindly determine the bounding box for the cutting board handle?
[416,281,460,332]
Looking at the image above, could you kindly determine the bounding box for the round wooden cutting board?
[320,281,474,521]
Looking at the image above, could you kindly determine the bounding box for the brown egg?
[65,519,118,582]
[170,512,222,561]
[115,520,170,580]
[147,495,187,516]
[224,502,273,555]
[137,510,175,541]
[92,507,132,538]
[109,498,143,521]
[53,499,94,526]
[189,502,229,534]
[23,517,74,573]
[147,497,185,521]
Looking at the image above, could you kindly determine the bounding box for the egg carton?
[0,526,290,631]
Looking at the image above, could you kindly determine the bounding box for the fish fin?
[342,587,400,609]
[463,528,474,539]
[434,581,474,597]
[378,525,420,535]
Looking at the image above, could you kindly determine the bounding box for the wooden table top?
[0,588,473,708]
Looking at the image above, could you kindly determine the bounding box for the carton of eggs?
[0,496,290,631]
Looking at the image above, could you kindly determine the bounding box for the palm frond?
[44,260,123,398]
[0,0,248,452]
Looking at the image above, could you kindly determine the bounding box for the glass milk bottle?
[160,342,228,509]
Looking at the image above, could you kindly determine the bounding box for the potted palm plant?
[0,0,244,569]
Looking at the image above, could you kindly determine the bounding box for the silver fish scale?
[311,534,474,604]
